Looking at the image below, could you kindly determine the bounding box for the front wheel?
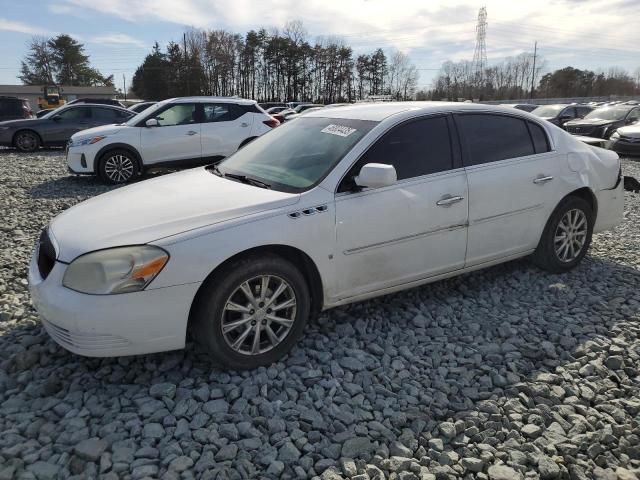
[192,255,310,369]
[14,131,40,152]
[531,196,594,273]
[98,149,139,184]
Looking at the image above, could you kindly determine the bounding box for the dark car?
[564,105,640,139]
[265,106,289,114]
[531,104,594,128]
[259,102,288,110]
[500,103,539,112]
[128,101,156,114]
[293,103,323,113]
[0,104,135,152]
[0,96,34,121]
[67,98,126,108]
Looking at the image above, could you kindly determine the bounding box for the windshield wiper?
[223,172,271,189]
[208,164,223,177]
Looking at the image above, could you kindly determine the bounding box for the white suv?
[66,97,278,184]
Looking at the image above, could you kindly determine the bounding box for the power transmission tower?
[472,7,488,85]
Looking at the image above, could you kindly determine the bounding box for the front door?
[140,102,202,165]
[46,106,92,143]
[334,115,469,300]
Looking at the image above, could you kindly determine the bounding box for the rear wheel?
[14,130,40,152]
[98,149,139,184]
[192,255,310,369]
[531,196,594,273]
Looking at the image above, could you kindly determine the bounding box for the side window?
[153,104,198,126]
[57,107,88,121]
[527,122,550,153]
[627,108,640,123]
[339,116,453,191]
[576,107,591,118]
[563,107,577,119]
[91,108,121,122]
[458,114,535,166]
[203,103,243,123]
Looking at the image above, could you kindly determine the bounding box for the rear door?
[457,113,565,266]
[139,102,202,165]
[200,103,252,160]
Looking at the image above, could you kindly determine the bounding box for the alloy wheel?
[554,208,588,262]
[16,132,37,151]
[221,275,297,356]
[104,154,134,183]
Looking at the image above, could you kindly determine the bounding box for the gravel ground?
[1,149,640,480]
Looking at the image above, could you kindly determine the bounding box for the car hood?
[565,118,616,127]
[0,118,45,128]
[49,168,300,262]
[70,124,126,141]
[616,124,640,138]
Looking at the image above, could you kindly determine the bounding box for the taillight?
[263,117,280,128]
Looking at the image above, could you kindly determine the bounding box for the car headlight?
[610,131,620,139]
[62,245,169,295]
[69,135,106,147]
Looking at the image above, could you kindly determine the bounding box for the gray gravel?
[1,149,640,480]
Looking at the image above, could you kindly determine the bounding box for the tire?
[14,130,40,152]
[531,196,594,273]
[192,254,310,369]
[98,149,139,184]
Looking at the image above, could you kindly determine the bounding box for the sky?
[0,0,638,93]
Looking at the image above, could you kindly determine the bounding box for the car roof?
[166,96,258,105]
[59,103,131,112]
[303,101,546,122]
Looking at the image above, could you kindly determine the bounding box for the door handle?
[240,122,249,127]
[533,175,554,184]
[185,130,198,136]
[436,195,465,207]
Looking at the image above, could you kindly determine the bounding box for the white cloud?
[90,33,146,49]
[0,18,49,36]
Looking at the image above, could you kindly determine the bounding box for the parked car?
[66,97,278,184]
[67,98,126,108]
[128,101,156,114]
[499,103,539,112]
[271,108,296,123]
[0,96,34,121]
[564,105,640,139]
[265,106,289,114]
[259,102,288,110]
[30,102,636,368]
[293,103,324,113]
[0,104,135,152]
[531,104,594,128]
[608,121,640,156]
[283,106,324,121]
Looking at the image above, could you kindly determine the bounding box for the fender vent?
[288,205,328,219]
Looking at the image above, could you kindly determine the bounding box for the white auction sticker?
[321,124,356,137]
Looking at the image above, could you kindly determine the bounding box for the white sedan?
[29,103,635,369]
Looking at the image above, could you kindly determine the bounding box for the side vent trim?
[288,204,328,219]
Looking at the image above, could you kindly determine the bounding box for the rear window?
[458,114,535,166]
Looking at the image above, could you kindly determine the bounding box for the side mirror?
[354,163,397,189]
[145,118,159,127]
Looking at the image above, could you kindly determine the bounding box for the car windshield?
[584,107,630,121]
[531,105,565,117]
[124,101,167,126]
[216,117,377,193]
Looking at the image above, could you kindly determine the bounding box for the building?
[0,84,118,112]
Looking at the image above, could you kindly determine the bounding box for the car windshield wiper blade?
[223,172,271,189]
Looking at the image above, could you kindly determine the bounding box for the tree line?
[425,53,640,101]
[19,34,113,87]
[131,21,419,103]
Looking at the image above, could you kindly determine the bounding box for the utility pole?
[183,32,189,96]
[530,41,537,99]
[122,74,126,101]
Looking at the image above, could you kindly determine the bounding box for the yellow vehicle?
[38,86,65,110]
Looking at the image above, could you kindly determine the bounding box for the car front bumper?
[608,138,640,156]
[66,144,98,174]
[28,247,200,357]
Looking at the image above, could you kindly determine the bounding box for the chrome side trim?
[344,224,467,255]
[472,203,543,225]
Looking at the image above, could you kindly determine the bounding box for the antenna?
[472,7,488,84]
